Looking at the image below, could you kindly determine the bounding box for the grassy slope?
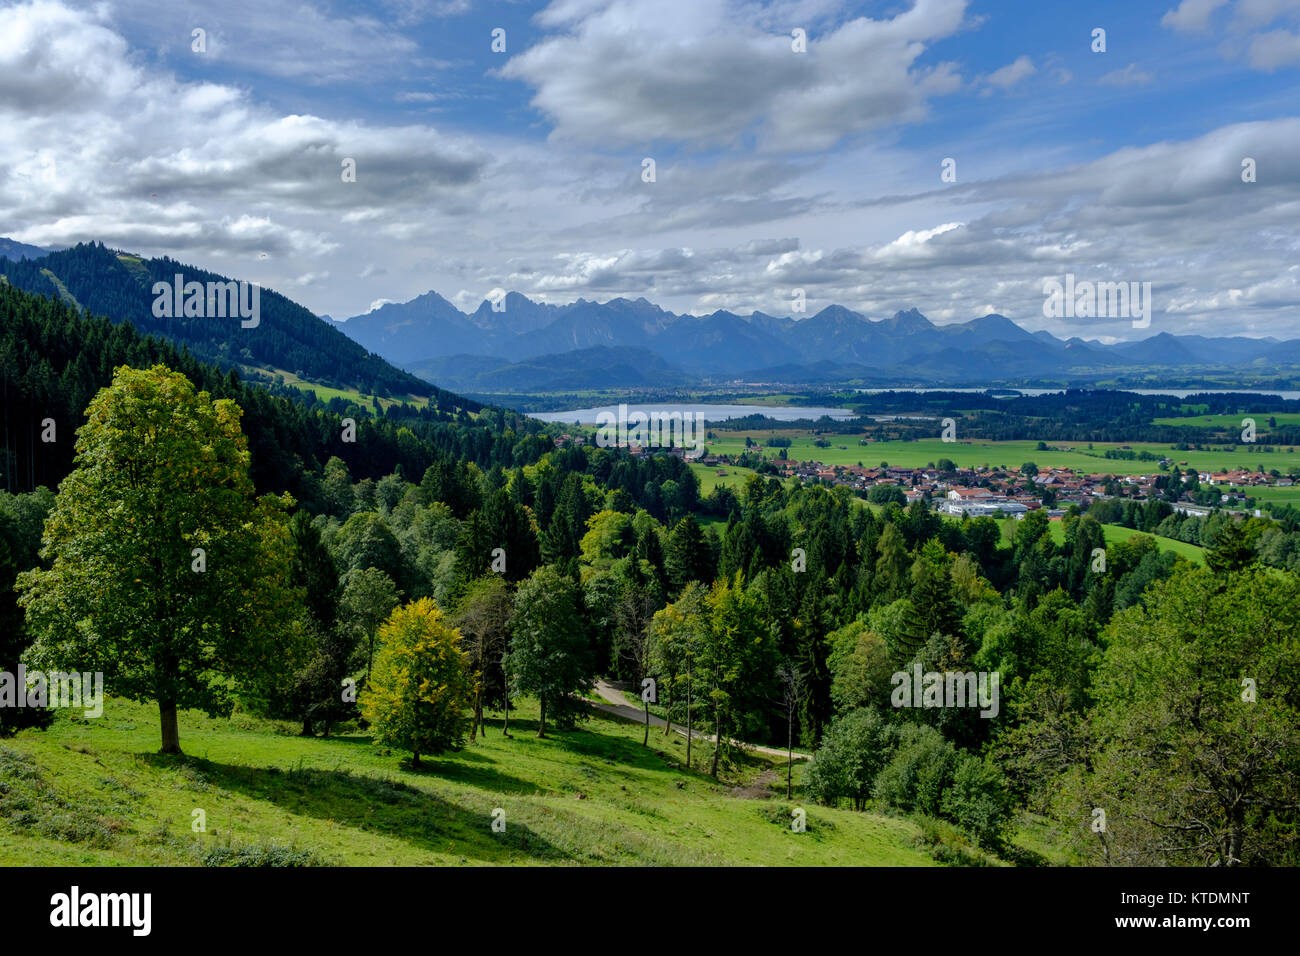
[0,697,938,867]
[265,368,430,411]
[936,510,1206,564]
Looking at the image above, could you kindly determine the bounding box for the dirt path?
[589,679,811,761]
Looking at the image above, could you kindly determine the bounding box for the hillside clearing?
[0,697,941,867]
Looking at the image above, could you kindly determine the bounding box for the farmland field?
[701,431,1300,476]
[1151,412,1300,430]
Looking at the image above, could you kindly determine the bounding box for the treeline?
[710,389,1300,446]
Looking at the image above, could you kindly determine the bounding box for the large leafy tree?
[359,598,474,765]
[284,513,356,737]
[507,564,593,737]
[698,573,778,777]
[17,364,302,754]
[1055,565,1300,865]
[649,581,709,764]
[339,567,401,686]
[452,575,514,739]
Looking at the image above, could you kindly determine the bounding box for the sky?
[1,0,1299,342]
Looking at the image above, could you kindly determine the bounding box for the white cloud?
[501,0,968,151]
[1098,63,1156,85]
[0,0,490,263]
[1161,0,1229,32]
[983,55,1036,92]
[1247,28,1300,67]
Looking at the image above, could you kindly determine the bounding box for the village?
[735,456,1283,519]
[551,429,1294,520]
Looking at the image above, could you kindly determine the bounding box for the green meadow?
[0,697,961,867]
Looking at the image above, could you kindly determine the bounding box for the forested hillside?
[0,282,549,498]
[0,242,439,399]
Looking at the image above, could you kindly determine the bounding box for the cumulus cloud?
[0,0,490,264]
[500,0,967,151]
[1161,0,1229,32]
[450,118,1300,338]
[1163,0,1300,70]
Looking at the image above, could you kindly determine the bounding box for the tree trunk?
[322,720,332,739]
[1227,812,1244,866]
[686,679,692,769]
[300,716,314,737]
[710,706,722,778]
[643,699,650,746]
[502,666,512,737]
[159,699,182,755]
[786,705,793,799]
[538,698,547,738]
[412,750,421,768]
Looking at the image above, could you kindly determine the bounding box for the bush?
[872,724,1011,848]
[803,709,893,810]
[201,842,331,867]
[873,724,958,816]
[941,754,1013,849]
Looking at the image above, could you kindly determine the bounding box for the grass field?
[1242,485,1300,506]
[263,369,431,412]
[702,431,1300,476]
[1035,521,1205,564]
[931,507,1206,563]
[690,461,770,496]
[1151,413,1300,430]
[0,696,959,867]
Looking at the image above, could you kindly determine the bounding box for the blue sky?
[2,0,1299,341]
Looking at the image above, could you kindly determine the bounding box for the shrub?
[803,708,893,810]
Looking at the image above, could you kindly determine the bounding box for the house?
[947,487,994,502]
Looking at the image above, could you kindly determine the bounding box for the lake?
[530,402,856,425]
[853,387,1300,400]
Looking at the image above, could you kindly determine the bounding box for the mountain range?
[337,290,1299,392]
[3,235,1295,398]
